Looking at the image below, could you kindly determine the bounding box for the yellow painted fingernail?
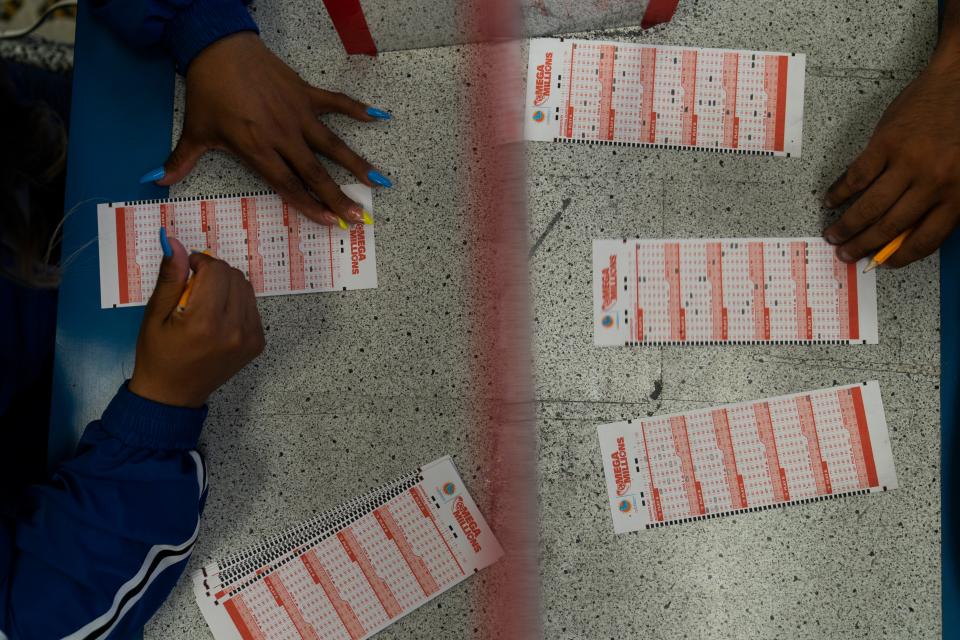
[362,210,374,225]
[338,217,349,230]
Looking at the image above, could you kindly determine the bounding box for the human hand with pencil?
[128,228,265,408]
[823,27,960,269]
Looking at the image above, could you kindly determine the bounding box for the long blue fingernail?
[139,166,166,184]
[366,106,392,120]
[368,170,393,188]
[160,226,173,257]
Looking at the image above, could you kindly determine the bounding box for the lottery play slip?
[193,457,503,640]
[593,238,879,346]
[96,184,376,309]
[525,38,806,156]
[599,382,897,534]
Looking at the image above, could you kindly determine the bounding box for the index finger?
[884,205,959,268]
[240,278,265,352]
[833,186,934,263]
[308,88,377,121]
[823,171,908,246]
[244,149,342,226]
[825,144,886,209]
[223,266,248,326]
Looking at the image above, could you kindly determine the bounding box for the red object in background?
[322,0,378,55]
[325,0,678,56]
[641,0,680,28]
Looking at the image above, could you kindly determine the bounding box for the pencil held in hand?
[177,250,212,311]
[864,230,912,273]
[131,243,264,408]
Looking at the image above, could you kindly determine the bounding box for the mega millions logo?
[442,482,457,496]
[349,224,367,275]
[611,436,631,497]
[533,52,554,106]
[618,499,632,513]
[532,110,545,122]
[452,497,483,552]
[601,314,614,328]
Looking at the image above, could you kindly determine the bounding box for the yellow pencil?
[863,229,912,273]
[177,249,212,311]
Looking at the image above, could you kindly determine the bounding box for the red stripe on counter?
[322,0,377,56]
[641,0,680,28]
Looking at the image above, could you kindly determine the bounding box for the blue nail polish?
[159,226,173,258]
[366,106,392,120]
[368,170,393,188]
[139,166,166,184]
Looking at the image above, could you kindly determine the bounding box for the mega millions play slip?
[525,38,806,156]
[193,457,503,640]
[96,184,376,308]
[598,382,897,534]
[593,238,879,346]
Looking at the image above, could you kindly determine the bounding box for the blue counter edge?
[49,5,176,638]
[940,2,958,639]
[48,2,175,466]
[945,234,958,640]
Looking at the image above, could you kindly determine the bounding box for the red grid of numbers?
[623,239,860,344]
[110,194,353,305]
[557,42,790,152]
[220,486,466,639]
[629,387,879,524]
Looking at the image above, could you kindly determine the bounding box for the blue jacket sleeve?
[0,383,209,640]
[91,0,259,71]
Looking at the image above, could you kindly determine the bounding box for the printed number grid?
[217,486,467,640]
[557,41,788,152]
[630,387,878,524]
[619,240,858,344]
[210,479,414,589]
[114,194,345,305]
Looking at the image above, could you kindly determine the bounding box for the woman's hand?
[129,231,264,408]
[823,41,960,268]
[147,32,392,228]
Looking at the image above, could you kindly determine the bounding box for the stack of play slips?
[193,457,503,640]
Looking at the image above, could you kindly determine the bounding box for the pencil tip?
[863,261,878,273]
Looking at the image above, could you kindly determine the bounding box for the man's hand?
[154,32,391,227]
[129,231,265,408]
[824,40,960,268]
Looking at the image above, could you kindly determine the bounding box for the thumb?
[146,227,190,319]
[156,132,207,186]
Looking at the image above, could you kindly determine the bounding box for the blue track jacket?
[0,384,208,639]
[0,0,256,637]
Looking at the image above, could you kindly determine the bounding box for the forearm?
[1,384,208,639]
[91,0,259,71]
[939,0,960,60]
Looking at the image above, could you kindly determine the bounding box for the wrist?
[100,382,208,451]
[188,31,264,76]
[929,32,960,79]
[163,0,259,73]
[129,374,207,409]
[937,5,960,62]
